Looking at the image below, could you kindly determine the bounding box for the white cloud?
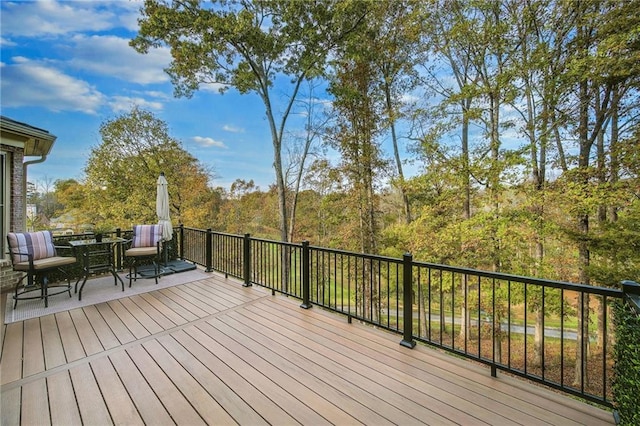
[192,136,227,148]
[109,96,163,113]
[66,34,170,85]
[0,37,16,47]
[143,91,172,100]
[0,1,137,37]
[401,94,420,105]
[1,58,104,113]
[223,125,245,133]
[200,82,229,93]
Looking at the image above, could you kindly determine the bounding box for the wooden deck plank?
[69,308,104,356]
[158,287,211,317]
[138,292,188,326]
[21,378,50,425]
[263,299,561,420]
[90,355,144,425]
[1,386,21,425]
[81,305,121,350]
[185,324,332,426]
[55,311,86,362]
[142,338,238,425]
[273,297,605,424]
[48,370,83,425]
[22,318,44,377]
[127,294,177,330]
[94,302,136,345]
[126,344,207,425]
[0,273,615,426]
[245,301,532,425]
[179,281,240,310]
[109,349,174,425]
[193,321,344,426]
[188,280,253,308]
[156,333,270,425]
[0,322,23,384]
[232,304,468,423]
[169,329,299,426]
[202,277,267,303]
[118,297,164,335]
[69,363,113,425]
[266,296,612,426]
[220,308,464,425]
[148,290,200,322]
[40,314,66,371]
[106,299,150,339]
[163,285,221,315]
[137,338,226,423]
[208,312,398,426]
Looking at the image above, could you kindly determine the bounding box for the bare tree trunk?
[384,83,411,224]
[575,76,591,386]
[459,105,471,340]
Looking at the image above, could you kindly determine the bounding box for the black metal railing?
[49,226,634,408]
[173,227,634,408]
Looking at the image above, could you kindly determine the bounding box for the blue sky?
[1,0,303,191]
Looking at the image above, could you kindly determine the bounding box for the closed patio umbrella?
[156,172,173,243]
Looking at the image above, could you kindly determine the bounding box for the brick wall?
[1,259,21,293]
[1,144,25,293]
[8,145,25,231]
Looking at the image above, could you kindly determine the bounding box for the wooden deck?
[1,272,614,425]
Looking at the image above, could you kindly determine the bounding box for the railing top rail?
[207,230,243,238]
[182,226,625,299]
[413,259,624,297]
[251,236,301,249]
[309,243,623,298]
[309,244,404,263]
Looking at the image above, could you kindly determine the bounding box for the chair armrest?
[54,245,76,256]
[8,249,35,268]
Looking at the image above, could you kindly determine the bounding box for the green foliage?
[80,107,215,230]
[589,201,640,287]
[132,0,371,242]
[612,300,640,425]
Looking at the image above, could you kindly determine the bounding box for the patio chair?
[7,231,77,308]
[124,224,163,287]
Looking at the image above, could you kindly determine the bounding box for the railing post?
[243,233,252,287]
[179,224,184,260]
[300,241,312,309]
[115,227,122,270]
[205,228,213,272]
[400,252,416,349]
[621,280,640,315]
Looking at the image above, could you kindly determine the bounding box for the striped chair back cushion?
[7,231,57,264]
[132,225,162,248]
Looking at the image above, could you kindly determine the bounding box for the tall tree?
[326,44,389,320]
[84,107,215,230]
[547,0,640,386]
[423,0,482,341]
[327,59,386,255]
[285,79,329,242]
[131,0,368,243]
[368,0,425,224]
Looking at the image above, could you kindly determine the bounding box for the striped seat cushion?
[8,231,57,264]
[132,225,162,248]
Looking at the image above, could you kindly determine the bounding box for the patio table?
[70,237,126,300]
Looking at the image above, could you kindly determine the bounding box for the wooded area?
[28,0,638,292]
